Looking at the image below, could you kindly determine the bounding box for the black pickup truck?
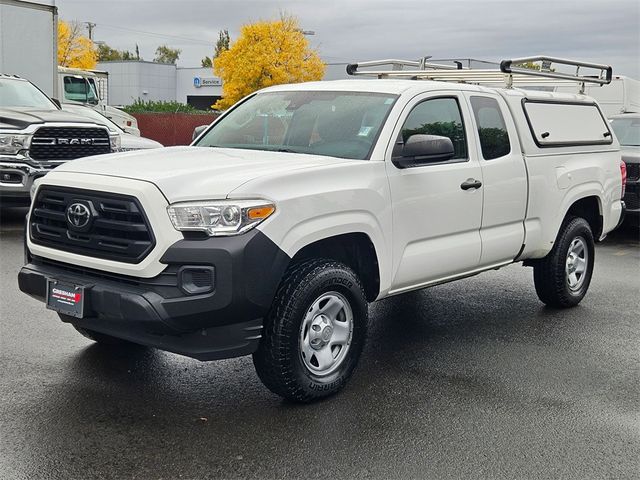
[610,113,640,223]
[0,75,118,207]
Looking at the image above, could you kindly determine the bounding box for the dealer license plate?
[46,279,86,318]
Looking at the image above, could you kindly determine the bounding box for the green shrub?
[123,99,202,114]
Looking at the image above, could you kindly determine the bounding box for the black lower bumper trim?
[18,229,292,361]
[67,316,263,361]
[18,263,264,360]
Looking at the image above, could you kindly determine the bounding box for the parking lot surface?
[1,207,638,480]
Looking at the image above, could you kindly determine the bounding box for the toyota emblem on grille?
[66,203,91,229]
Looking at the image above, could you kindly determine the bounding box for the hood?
[621,145,640,164]
[120,133,163,150]
[0,107,102,130]
[54,146,352,202]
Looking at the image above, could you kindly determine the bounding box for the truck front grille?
[625,185,639,210]
[30,187,155,264]
[625,162,639,181]
[30,126,110,161]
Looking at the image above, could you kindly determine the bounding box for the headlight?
[0,133,31,155]
[109,133,121,152]
[167,199,276,236]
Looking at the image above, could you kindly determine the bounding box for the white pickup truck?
[19,57,625,402]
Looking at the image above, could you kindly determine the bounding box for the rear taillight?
[126,120,132,126]
[620,160,627,198]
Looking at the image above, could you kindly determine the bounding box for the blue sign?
[193,76,221,88]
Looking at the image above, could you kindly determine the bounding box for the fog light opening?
[178,266,215,295]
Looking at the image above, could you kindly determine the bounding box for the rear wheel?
[533,217,595,308]
[253,259,368,403]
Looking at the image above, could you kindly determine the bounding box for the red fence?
[131,113,220,146]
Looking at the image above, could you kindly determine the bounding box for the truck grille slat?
[30,187,155,264]
[92,217,149,232]
[625,162,639,181]
[32,207,66,222]
[30,127,110,161]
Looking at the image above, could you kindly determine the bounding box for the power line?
[95,23,213,46]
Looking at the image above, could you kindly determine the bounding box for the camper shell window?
[522,99,613,148]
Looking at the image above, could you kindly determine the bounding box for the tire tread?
[533,216,594,308]
[253,259,367,402]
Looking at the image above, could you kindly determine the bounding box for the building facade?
[97,61,222,109]
[97,60,350,109]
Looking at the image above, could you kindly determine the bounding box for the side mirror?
[51,98,62,109]
[393,134,455,168]
[192,125,208,141]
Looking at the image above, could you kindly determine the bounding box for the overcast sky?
[56,0,639,78]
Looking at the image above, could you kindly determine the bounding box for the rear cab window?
[470,96,511,160]
[522,100,613,147]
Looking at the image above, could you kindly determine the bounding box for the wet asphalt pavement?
[0,206,638,480]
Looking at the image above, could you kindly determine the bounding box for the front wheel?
[533,217,595,308]
[253,259,368,403]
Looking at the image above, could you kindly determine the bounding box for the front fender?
[232,161,394,295]
[258,209,392,297]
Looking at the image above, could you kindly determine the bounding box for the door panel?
[464,93,527,265]
[386,92,483,293]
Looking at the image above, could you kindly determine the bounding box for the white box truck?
[0,0,57,97]
[554,76,640,117]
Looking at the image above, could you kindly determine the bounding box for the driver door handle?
[460,178,482,190]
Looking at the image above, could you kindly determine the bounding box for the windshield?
[195,91,398,160]
[0,78,57,109]
[62,76,99,105]
[610,117,640,146]
[62,104,122,133]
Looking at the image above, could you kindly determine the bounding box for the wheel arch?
[564,195,603,241]
[524,191,604,262]
[290,232,381,302]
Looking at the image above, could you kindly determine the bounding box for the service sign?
[193,77,222,88]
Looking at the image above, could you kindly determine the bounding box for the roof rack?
[346,56,613,93]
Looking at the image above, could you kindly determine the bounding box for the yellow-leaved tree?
[58,20,97,69]
[213,15,325,110]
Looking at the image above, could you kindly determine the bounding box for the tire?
[59,315,142,347]
[253,259,368,403]
[533,216,595,308]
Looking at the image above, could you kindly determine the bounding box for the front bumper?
[18,229,291,360]
[0,157,54,206]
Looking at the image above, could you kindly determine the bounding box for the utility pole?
[85,22,96,41]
